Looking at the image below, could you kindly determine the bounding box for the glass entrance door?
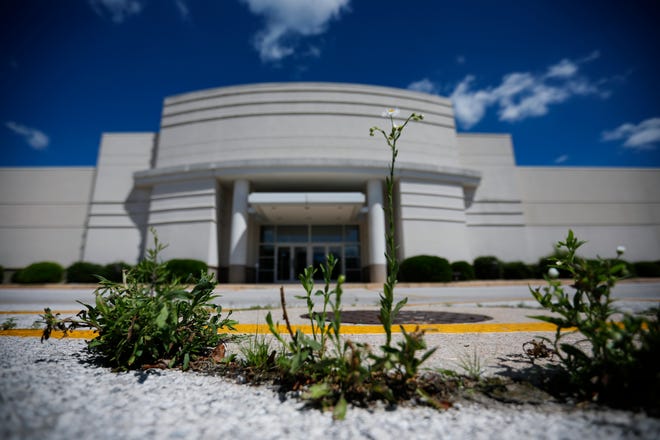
[259,225,362,283]
[276,245,307,282]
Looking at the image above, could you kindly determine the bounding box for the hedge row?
[7,259,207,284]
[11,262,65,284]
[4,257,660,284]
[399,254,660,282]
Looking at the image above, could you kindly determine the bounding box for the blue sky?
[2,0,659,167]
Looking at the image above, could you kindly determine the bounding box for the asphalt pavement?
[1,279,659,311]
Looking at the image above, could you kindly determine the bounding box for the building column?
[229,179,249,283]
[367,179,387,283]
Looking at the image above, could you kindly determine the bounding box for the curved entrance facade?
[85,82,481,283]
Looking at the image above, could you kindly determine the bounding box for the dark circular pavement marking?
[301,310,493,325]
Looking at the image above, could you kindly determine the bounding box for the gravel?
[2,336,659,440]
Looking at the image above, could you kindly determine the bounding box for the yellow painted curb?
[0,322,574,339]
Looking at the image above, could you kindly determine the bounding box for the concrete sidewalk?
[1,285,655,378]
[1,280,658,336]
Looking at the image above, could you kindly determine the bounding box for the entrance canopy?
[248,192,365,224]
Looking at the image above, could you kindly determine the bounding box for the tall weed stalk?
[369,109,423,347]
[369,109,436,376]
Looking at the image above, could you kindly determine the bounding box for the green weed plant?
[530,230,659,407]
[456,347,486,381]
[263,109,435,419]
[41,231,236,371]
[1,317,17,330]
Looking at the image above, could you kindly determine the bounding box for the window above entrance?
[248,192,365,224]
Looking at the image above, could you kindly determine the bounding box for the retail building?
[2,83,658,282]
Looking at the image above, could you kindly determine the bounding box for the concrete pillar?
[367,179,387,283]
[229,179,249,283]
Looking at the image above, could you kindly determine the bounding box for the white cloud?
[240,0,350,62]
[5,121,50,150]
[450,53,605,128]
[88,0,144,24]
[546,59,578,78]
[407,78,437,94]
[449,76,494,128]
[554,154,569,164]
[456,55,466,65]
[602,117,660,151]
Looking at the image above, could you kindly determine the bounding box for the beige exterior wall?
[398,179,471,261]
[518,167,660,261]
[0,167,95,268]
[457,134,660,262]
[457,133,528,261]
[82,133,154,264]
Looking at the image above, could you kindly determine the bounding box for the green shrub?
[165,258,208,283]
[502,261,533,279]
[526,263,539,278]
[13,261,64,284]
[451,261,475,281]
[399,255,452,282]
[66,261,106,283]
[103,261,132,282]
[473,256,502,280]
[633,261,660,277]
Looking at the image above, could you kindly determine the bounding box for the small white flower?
[547,267,560,279]
[616,245,626,255]
[382,107,400,118]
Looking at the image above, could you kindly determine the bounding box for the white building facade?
[1,83,659,283]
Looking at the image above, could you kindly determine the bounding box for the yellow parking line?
[0,322,573,339]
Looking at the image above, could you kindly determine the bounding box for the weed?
[246,304,273,311]
[530,230,660,408]
[40,230,237,371]
[262,110,435,419]
[456,348,486,380]
[239,329,276,371]
[1,317,17,330]
[369,109,423,348]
